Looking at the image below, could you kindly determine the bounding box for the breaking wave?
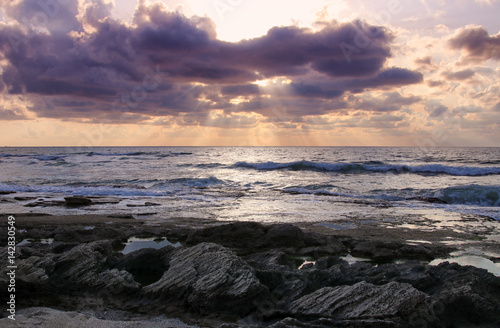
[234,160,500,176]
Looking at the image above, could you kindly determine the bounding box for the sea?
[1,146,499,223]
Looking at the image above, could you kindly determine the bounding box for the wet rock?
[126,202,160,207]
[25,199,66,207]
[145,243,269,316]
[14,196,37,201]
[288,281,427,324]
[107,214,135,219]
[64,196,93,206]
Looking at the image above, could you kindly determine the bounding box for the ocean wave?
[234,160,500,176]
[0,153,32,158]
[36,155,67,161]
[0,183,172,197]
[84,151,193,157]
[151,176,225,188]
[86,151,156,157]
[435,185,500,207]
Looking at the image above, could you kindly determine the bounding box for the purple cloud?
[449,26,500,62]
[0,1,423,124]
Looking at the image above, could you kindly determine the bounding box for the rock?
[289,281,427,324]
[145,243,269,316]
[349,240,451,261]
[107,214,135,219]
[186,222,268,250]
[266,224,305,248]
[25,199,66,207]
[243,250,296,271]
[64,196,93,206]
[406,262,500,326]
[186,222,317,252]
[126,202,160,207]
[13,241,140,309]
[0,190,16,194]
[114,247,174,286]
[14,196,37,201]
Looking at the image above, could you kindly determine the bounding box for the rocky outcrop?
[12,241,141,309]
[185,222,347,257]
[288,281,426,324]
[64,196,93,206]
[144,243,269,316]
[2,222,499,328]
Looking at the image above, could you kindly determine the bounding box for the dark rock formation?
[288,281,426,325]
[2,222,499,328]
[144,243,269,317]
[64,196,93,206]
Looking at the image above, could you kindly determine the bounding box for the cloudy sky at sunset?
[0,0,499,146]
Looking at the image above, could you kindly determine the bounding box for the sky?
[0,0,499,146]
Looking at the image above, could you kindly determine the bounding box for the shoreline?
[1,212,500,327]
[4,211,499,260]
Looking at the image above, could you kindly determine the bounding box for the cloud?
[349,91,421,112]
[427,80,445,87]
[425,102,449,118]
[449,26,500,63]
[221,84,260,96]
[442,69,476,80]
[0,0,421,125]
[414,56,434,67]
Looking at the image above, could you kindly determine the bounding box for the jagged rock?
[288,281,426,324]
[243,250,296,271]
[64,196,93,206]
[13,241,140,308]
[406,262,500,326]
[144,243,269,316]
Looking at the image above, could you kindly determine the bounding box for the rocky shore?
[1,214,500,327]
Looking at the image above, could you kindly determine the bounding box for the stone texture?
[145,243,269,316]
[289,281,426,322]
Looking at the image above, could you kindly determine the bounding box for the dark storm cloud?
[449,26,500,62]
[0,0,422,123]
[290,83,344,99]
[338,68,423,92]
[0,109,27,120]
[221,84,260,96]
